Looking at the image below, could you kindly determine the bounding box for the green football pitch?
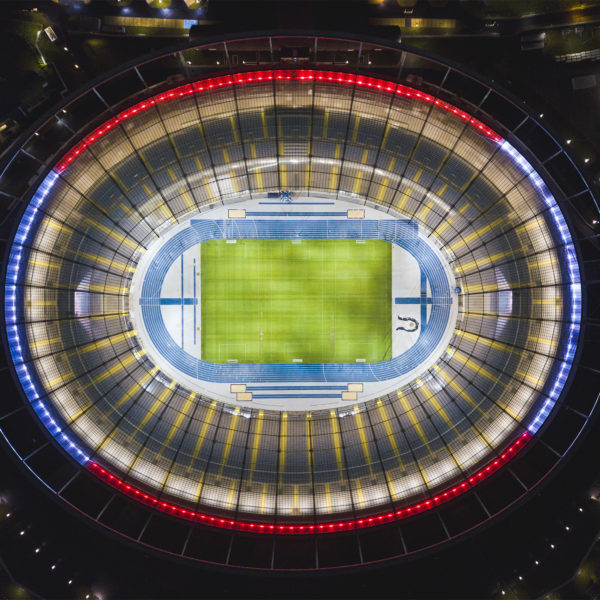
[200,238,391,364]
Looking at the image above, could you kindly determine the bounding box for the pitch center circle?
[130,197,459,411]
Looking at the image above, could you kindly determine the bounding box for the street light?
[34,29,47,66]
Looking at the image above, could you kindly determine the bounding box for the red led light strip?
[54,69,502,172]
[87,431,530,535]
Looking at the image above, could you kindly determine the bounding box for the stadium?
[0,23,598,589]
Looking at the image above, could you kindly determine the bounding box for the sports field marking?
[201,238,391,364]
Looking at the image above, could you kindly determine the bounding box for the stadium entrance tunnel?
[0,39,595,570]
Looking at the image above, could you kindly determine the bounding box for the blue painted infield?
[245,211,347,217]
[252,394,343,399]
[395,297,436,304]
[139,219,452,383]
[159,298,198,305]
[246,385,349,391]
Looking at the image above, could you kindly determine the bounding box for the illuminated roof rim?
[88,431,531,534]
[54,69,502,173]
[3,69,582,533]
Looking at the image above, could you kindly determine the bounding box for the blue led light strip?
[499,141,582,434]
[4,170,89,465]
